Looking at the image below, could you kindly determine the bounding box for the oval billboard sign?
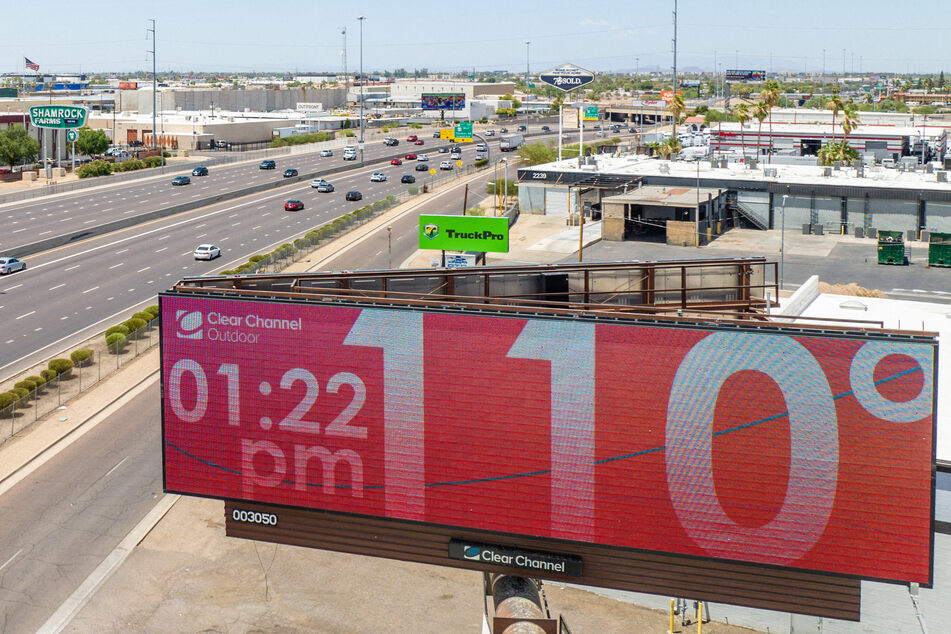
[29,105,89,129]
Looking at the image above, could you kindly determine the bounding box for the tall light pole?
[341,27,348,99]
[525,41,530,133]
[358,16,365,165]
[148,19,156,152]
[780,194,788,290]
[387,225,393,269]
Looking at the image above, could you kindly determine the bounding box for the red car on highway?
[406,134,418,142]
[404,153,418,160]
[413,139,425,146]
[390,158,403,166]
[284,199,304,211]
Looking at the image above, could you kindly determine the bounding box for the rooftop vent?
[938,171,948,182]
[822,167,832,177]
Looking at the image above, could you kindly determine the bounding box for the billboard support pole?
[558,103,563,161]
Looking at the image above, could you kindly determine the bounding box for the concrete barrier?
[775,274,819,316]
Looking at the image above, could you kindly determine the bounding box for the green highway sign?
[29,105,89,129]
[66,129,78,143]
[454,121,473,140]
[419,214,509,253]
[583,106,599,121]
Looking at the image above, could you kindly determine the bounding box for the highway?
[0,127,631,379]
[0,159,500,633]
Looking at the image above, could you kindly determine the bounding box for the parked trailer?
[499,134,524,152]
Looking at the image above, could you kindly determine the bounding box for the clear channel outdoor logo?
[463,545,481,561]
[176,310,203,340]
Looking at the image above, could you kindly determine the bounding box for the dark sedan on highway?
[283,168,298,178]
[191,166,208,176]
[171,175,191,186]
[345,190,363,201]
[401,174,416,184]
[415,163,429,172]
[259,160,276,170]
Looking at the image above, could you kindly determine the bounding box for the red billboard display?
[118,81,138,90]
[161,294,936,584]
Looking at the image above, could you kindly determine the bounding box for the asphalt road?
[0,384,162,634]
[0,127,632,380]
[0,167,499,632]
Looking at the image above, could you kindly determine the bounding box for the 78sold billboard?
[161,293,936,584]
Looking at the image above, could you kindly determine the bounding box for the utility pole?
[148,19,156,153]
[341,27,348,102]
[672,0,677,137]
[525,41,530,134]
[358,16,365,165]
[822,49,826,87]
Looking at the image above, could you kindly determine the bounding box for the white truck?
[499,134,524,152]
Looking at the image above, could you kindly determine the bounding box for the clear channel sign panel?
[29,105,88,129]
[161,296,936,585]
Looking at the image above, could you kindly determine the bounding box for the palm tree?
[839,102,860,163]
[761,80,782,162]
[735,103,751,162]
[753,102,769,161]
[669,93,686,139]
[826,95,845,142]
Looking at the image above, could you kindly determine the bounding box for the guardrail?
[0,160,492,443]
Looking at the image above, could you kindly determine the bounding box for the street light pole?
[780,194,788,290]
[525,41,530,134]
[387,225,393,269]
[358,16,365,166]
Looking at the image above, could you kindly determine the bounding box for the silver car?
[319,149,333,157]
[0,257,26,274]
[193,244,220,260]
[369,172,387,182]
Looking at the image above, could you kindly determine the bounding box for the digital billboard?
[421,93,465,110]
[726,70,767,82]
[418,215,510,253]
[162,295,936,585]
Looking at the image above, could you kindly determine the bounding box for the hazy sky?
[4,0,951,75]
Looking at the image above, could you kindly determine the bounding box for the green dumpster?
[929,232,951,267]
[877,230,906,265]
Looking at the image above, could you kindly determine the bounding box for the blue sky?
[4,0,951,75]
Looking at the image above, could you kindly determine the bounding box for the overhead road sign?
[583,106,599,121]
[539,63,595,92]
[454,121,473,142]
[29,105,88,129]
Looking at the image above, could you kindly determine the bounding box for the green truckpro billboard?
[419,215,509,253]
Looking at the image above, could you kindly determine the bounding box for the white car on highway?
[193,244,221,260]
[417,154,429,162]
[369,172,387,182]
[319,149,333,157]
[0,256,26,274]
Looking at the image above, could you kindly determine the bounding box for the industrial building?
[518,154,951,243]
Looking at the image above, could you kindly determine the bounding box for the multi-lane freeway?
[1,127,620,379]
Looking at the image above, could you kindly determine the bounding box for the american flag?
[24,57,39,72]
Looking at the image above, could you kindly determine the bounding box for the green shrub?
[12,387,30,403]
[48,358,74,377]
[249,254,267,263]
[105,325,130,339]
[14,379,37,393]
[125,318,148,336]
[409,123,422,129]
[269,131,334,147]
[474,158,488,168]
[76,160,113,178]
[0,392,15,411]
[344,130,355,137]
[27,374,46,389]
[71,349,94,366]
[466,206,486,216]
[162,150,171,158]
[142,155,163,168]
[106,332,128,352]
[133,311,154,323]
[145,305,160,317]
[219,269,238,275]
[408,185,419,195]
[41,368,58,383]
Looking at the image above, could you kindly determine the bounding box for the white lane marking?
[48,283,66,291]
[0,549,22,573]
[82,286,99,294]
[157,235,170,240]
[83,219,96,224]
[104,456,129,478]
[155,247,168,253]
[115,248,129,254]
[64,265,80,271]
[38,230,52,236]
[108,263,123,270]
[3,284,23,291]
[137,266,151,273]
[15,311,35,320]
